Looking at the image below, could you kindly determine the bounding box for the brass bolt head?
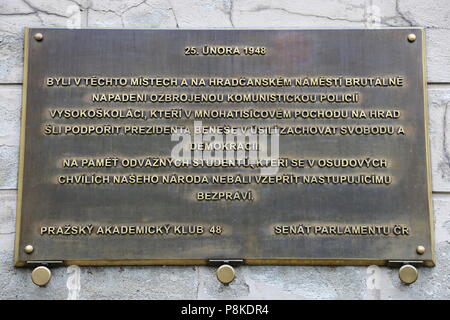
[399,264,418,285]
[24,245,34,254]
[31,266,52,287]
[34,33,43,41]
[416,245,425,255]
[407,33,416,42]
[216,264,235,285]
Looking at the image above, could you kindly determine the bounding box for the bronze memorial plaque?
[15,28,434,266]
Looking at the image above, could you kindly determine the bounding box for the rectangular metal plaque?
[15,28,434,266]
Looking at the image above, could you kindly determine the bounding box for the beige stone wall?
[0,0,449,299]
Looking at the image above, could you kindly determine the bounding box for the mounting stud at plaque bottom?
[398,264,419,285]
[31,266,52,287]
[216,264,236,285]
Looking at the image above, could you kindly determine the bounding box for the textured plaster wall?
[0,0,449,300]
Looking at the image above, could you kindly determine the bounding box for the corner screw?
[416,245,425,255]
[34,33,43,41]
[24,245,34,254]
[407,33,416,42]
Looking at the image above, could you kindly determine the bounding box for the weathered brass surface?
[216,264,236,284]
[399,264,418,284]
[31,266,52,286]
[15,28,434,266]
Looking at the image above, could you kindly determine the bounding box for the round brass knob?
[31,266,52,287]
[399,264,418,284]
[216,264,235,285]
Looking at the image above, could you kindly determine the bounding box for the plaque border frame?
[14,27,435,267]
